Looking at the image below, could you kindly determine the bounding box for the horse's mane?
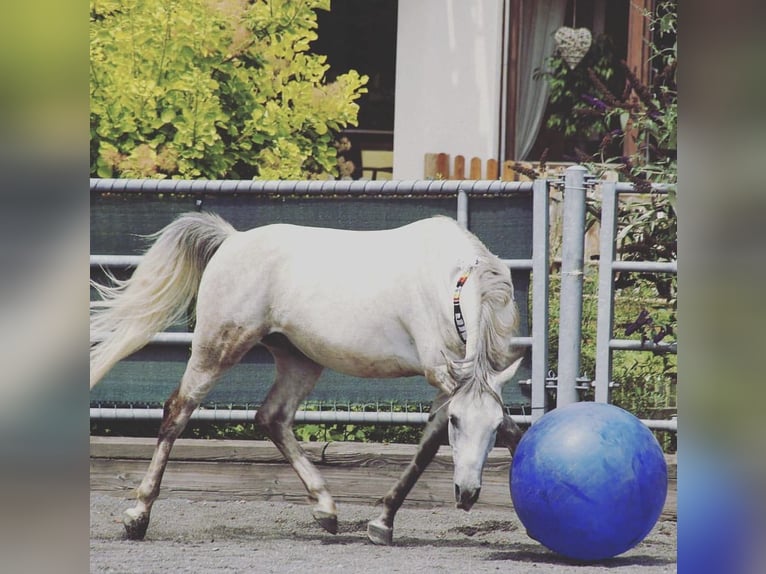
[447,228,520,405]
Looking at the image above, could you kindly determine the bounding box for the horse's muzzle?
[454,484,481,511]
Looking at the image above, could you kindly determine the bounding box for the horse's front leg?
[367,392,449,545]
[257,337,336,533]
[497,413,524,455]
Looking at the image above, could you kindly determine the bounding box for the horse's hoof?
[312,510,338,535]
[123,508,149,540]
[367,519,393,546]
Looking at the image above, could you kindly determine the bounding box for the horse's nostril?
[463,487,480,506]
[455,486,481,510]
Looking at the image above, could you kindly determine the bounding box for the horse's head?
[447,357,523,511]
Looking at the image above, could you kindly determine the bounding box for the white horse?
[90,213,524,545]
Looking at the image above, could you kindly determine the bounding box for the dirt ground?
[90,493,676,573]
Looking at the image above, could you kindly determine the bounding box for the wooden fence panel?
[90,437,677,518]
[423,154,606,262]
[424,153,573,182]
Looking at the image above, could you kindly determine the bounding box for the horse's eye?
[449,415,459,429]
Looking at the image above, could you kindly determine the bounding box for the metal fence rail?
[89,329,536,350]
[90,177,535,195]
[89,406,678,430]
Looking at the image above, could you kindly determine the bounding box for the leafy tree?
[90,0,368,179]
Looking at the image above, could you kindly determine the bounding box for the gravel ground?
[90,493,676,573]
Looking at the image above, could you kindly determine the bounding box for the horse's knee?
[159,386,201,438]
[255,406,284,434]
[254,406,269,428]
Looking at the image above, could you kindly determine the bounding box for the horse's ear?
[490,356,524,387]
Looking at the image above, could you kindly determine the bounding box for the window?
[313,0,397,179]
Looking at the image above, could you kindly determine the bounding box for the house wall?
[393,0,505,179]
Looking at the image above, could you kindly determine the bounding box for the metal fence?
[545,167,677,431]
[89,168,676,431]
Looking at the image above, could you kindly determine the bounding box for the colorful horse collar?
[452,260,478,344]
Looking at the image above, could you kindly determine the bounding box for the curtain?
[514,0,567,160]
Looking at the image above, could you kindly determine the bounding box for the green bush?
[90,0,367,179]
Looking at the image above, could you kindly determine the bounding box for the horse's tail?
[89,212,236,388]
[449,251,520,397]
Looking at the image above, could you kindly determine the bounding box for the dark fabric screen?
[90,190,534,409]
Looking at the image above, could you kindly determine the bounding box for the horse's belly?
[277,323,424,378]
[319,351,422,378]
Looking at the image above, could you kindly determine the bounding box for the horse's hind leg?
[122,383,199,539]
[255,335,336,533]
[367,391,449,545]
[122,332,254,540]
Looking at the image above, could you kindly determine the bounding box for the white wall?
[393,0,505,179]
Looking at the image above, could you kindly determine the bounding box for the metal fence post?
[556,165,588,407]
[530,178,550,421]
[456,189,469,228]
[594,181,618,403]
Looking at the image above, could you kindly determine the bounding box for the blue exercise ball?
[510,402,667,561]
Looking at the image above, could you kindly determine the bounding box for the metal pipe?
[594,181,618,403]
[556,166,588,407]
[615,182,674,194]
[531,178,550,421]
[89,407,534,426]
[610,339,677,353]
[89,331,533,348]
[90,254,142,267]
[611,260,677,273]
[91,178,534,195]
[92,254,537,271]
[89,406,674,432]
[456,189,468,228]
[89,331,193,345]
[642,418,677,431]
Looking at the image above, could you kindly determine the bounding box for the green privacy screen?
[90,186,534,410]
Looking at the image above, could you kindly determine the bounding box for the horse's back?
[249,216,474,259]
[215,217,480,281]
